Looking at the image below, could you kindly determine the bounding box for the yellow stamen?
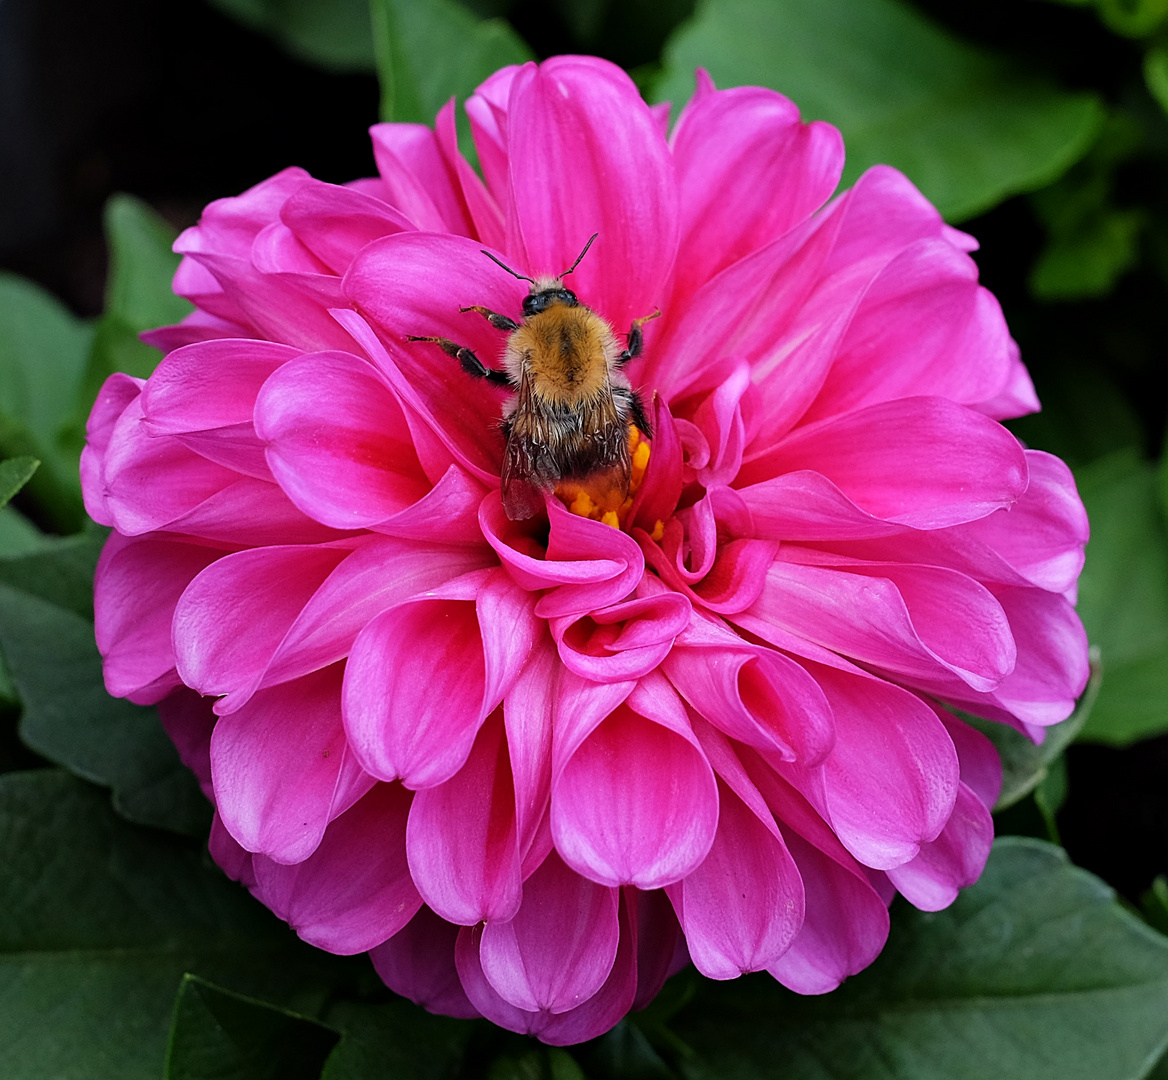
[650,520,665,542]
[556,425,654,530]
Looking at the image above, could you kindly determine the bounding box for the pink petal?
[210,665,371,864]
[173,542,354,711]
[370,118,475,236]
[741,396,1029,529]
[406,711,523,924]
[749,557,1015,693]
[279,178,413,273]
[81,373,143,525]
[252,780,421,953]
[953,450,1089,594]
[95,532,223,702]
[343,231,524,477]
[667,779,804,979]
[803,241,1012,422]
[503,634,557,860]
[344,573,537,788]
[479,851,620,1013]
[664,631,834,764]
[371,906,481,1019]
[454,886,638,1045]
[256,351,430,528]
[209,812,256,887]
[886,781,994,911]
[810,663,960,869]
[935,707,1002,811]
[503,56,678,332]
[766,831,889,995]
[552,674,718,888]
[157,686,217,798]
[669,83,843,310]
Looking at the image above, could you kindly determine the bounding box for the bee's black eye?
[522,294,546,317]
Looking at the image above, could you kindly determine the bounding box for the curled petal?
[371,906,480,1019]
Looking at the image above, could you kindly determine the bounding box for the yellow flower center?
[555,426,662,536]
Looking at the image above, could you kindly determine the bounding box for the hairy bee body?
[500,298,643,519]
[408,237,655,521]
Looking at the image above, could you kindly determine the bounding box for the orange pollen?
[555,425,661,533]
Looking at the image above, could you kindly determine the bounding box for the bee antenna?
[560,233,599,279]
[480,249,536,285]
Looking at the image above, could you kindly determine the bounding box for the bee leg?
[615,309,662,367]
[460,305,521,333]
[406,336,511,387]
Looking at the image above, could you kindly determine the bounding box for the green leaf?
[1096,0,1168,37]
[371,0,532,159]
[963,660,1101,811]
[0,457,38,510]
[165,975,339,1080]
[62,195,192,463]
[671,837,1168,1080]
[0,770,351,1080]
[206,0,377,71]
[0,273,94,533]
[1145,46,1168,116]
[0,530,210,834]
[579,1019,676,1079]
[320,999,474,1079]
[0,506,45,559]
[1142,877,1168,936]
[655,0,1105,221]
[1074,450,1168,744]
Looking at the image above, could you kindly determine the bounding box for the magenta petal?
[173,542,352,711]
[406,712,522,924]
[95,533,222,702]
[504,56,678,331]
[811,663,960,869]
[667,780,804,979]
[936,708,1002,811]
[742,397,1028,528]
[261,536,493,692]
[669,84,843,310]
[157,687,217,798]
[210,666,362,863]
[886,781,994,911]
[455,885,638,1045]
[371,906,480,1019]
[766,831,889,994]
[344,592,501,788]
[665,637,834,764]
[256,351,430,528]
[953,450,1089,594]
[370,118,474,236]
[552,676,718,888]
[252,781,421,953]
[280,178,413,273]
[209,812,256,887]
[479,851,620,1013]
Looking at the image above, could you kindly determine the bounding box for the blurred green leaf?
[371,0,532,153]
[963,660,1101,811]
[671,837,1168,1080]
[62,195,192,462]
[1075,450,1168,744]
[0,529,210,834]
[0,457,38,510]
[1006,363,1144,469]
[165,975,338,1080]
[1097,0,1168,37]
[0,273,94,533]
[1143,877,1168,936]
[0,770,348,1080]
[579,1020,675,1079]
[1145,46,1168,115]
[206,0,377,71]
[0,507,44,558]
[655,0,1105,221]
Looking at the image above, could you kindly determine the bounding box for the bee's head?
[480,233,597,317]
[522,283,579,316]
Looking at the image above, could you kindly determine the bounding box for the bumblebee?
[409,234,657,521]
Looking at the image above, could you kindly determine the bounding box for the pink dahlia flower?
[82,57,1090,1042]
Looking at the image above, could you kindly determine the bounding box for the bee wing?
[501,436,549,519]
[501,377,558,520]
